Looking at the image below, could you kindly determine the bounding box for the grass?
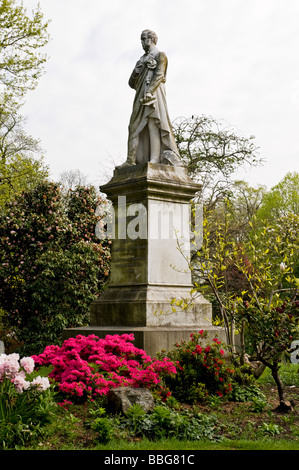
[3,363,299,451]
[257,363,299,386]
[69,438,299,451]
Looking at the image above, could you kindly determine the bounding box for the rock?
[107,387,154,414]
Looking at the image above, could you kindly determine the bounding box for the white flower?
[280,262,286,270]
[31,376,50,391]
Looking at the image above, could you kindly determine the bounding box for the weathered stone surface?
[89,163,209,329]
[118,30,181,167]
[63,163,226,357]
[63,325,227,358]
[90,285,212,327]
[107,386,154,414]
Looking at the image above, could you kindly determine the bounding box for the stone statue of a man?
[118,29,181,168]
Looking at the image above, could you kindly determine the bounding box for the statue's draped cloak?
[128,49,179,163]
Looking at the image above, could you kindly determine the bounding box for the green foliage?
[209,180,267,244]
[0,382,56,450]
[157,331,234,403]
[229,384,266,404]
[256,172,299,221]
[4,362,299,449]
[22,243,102,352]
[0,1,50,205]
[258,363,299,387]
[0,181,111,354]
[191,207,246,353]
[0,0,50,95]
[193,200,299,405]
[124,404,146,435]
[230,363,256,386]
[249,396,269,413]
[91,416,114,444]
[0,382,54,425]
[172,115,261,205]
[0,93,49,207]
[118,403,221,442]
[0,153,49,208]
[258,422,281,436]
[233,214,299,366]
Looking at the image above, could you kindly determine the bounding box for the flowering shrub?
[157,330,235,403]
[0,353,50,393]
[32,334,177,401]
[0,182,111,354]
[0,353,54,448]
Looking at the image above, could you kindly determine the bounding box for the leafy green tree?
[196,181,266,254]
[223,180,266,241]
[256,172,299,221]
[0,182,111,355]
[191,207,244,354]
[232,214,299,410]
[0,93,49,206]
[0,0,50,96]
[190,182,264,349]
[0,153,49,208]
[0,1,50,204]
[254,172,299,278]
[173,115,262,207]
[192,209,299,410]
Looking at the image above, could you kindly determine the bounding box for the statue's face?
[141,34,153,53]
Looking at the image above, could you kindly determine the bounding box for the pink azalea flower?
[32,334,177,399]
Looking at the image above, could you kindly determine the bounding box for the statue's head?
[141,29,158,45]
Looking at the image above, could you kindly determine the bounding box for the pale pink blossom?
[13,372,30,393]
[0,353,20,379]
[20,356,35,374]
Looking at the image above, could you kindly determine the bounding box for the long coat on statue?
[127,46,180,164]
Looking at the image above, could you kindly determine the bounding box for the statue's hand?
[134,61,143,74]
[141,92,155,105]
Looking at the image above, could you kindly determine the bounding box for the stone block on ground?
[107,386,154,414]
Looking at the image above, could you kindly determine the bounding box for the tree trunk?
[252,363,266,379]
[243,354,266,378]
[270,361,292,413]
[240,321,245,365]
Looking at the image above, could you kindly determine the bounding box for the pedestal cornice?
[100,163,201,203]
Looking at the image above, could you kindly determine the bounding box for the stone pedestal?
[63,163,225,356]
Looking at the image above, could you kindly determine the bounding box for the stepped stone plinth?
[63,163,225,356]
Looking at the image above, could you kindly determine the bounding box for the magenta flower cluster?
[32,334,177,399]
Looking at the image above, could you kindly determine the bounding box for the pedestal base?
[63,163,226,357]
[90,285,212,327]
[62,325,226,357]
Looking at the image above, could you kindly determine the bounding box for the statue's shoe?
[116,161,136,169]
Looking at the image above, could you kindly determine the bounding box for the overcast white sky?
[22,0,299,191]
